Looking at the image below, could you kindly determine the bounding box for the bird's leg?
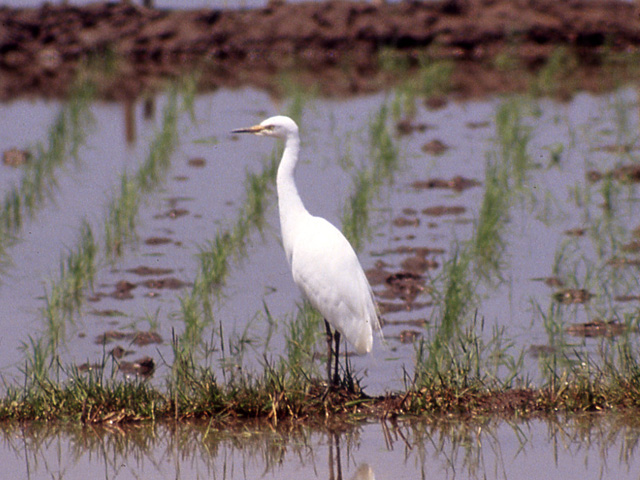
[324,319,334,387]
[333,330,341,387]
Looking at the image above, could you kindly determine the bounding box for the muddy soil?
[1,0,639,100]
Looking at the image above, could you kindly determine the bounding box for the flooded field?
[1,1,640,477]
[1,77,640,477]
[2,85,640,390]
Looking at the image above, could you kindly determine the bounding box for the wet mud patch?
[141,277,190,290]
[154,208,189,219]
[126,265,175,276]
[553,288,594,304]
[564,228,586,237]
[76,362,103,374]
[565,320,633,338]
[118,356,155,377]
[424,96,448,110]
[396,119,432,136]
[539,276,565,288]
[89,308,126,318]
[144,237,173,246]
[587,165,640,184]
[110,345,134,359]
[422,205,466,217]
[421,139,449,156]
[378,272,427,304]
[382,317,429,328]
[1,0,639,100]
[622,241,640,253]
[392,216,420,228]
[367,246,438,326]
[466,121,491,129]
[2,148,29,167]
[110,280,137,300]
[78,356,156,378]
[400,254,439,274]
[187,157,206,168]
[386,329,422,344]
[93,275,188,302]
[614,294,640,302]
[377,300,432,315]
[608,257,640,268]
[411,176,481,192]
[528,344,557,358]
[592,144,637,154]
[374,246,446,257]
[95,330,163,346]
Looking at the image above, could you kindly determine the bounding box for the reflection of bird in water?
[233,116,381,387]
[327,432,376,480]
[350,464,376,480]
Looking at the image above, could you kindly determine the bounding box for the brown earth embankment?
[1,0,639,99]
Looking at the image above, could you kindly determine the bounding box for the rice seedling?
[387,55,453,119]
[342,104,399,249]
[105,88,180,257]
[10,81,190,395]
[495,99,533,188]
[42,221,97,348]
[531,46,578,97]
[0,81,94,247]
[104,176,140,257]
[472,156,509,274]
[134,87,180,192]
[416,58,454,99]
[413,98,540,391]
[342,170,374,250]
[378,47,411,75]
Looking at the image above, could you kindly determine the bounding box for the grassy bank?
[2,359,640,424]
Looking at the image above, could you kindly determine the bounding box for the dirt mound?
[0,0,639,99]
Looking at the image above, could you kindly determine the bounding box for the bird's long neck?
[276,132,309,265]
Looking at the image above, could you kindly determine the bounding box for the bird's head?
[233,115,298,140]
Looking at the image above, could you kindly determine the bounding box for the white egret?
[232,115,381,387]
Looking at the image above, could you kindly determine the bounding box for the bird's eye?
[264,125,274,131]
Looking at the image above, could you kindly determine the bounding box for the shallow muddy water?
[2,415,640,479]
[1,85,640,390]
[1,69,640,476]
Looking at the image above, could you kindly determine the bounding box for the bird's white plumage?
[289,214,378,354]
[233,115,380,357]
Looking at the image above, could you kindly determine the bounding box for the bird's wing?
[290,216,379,354]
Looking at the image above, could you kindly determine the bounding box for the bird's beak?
[232,125,264,134]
